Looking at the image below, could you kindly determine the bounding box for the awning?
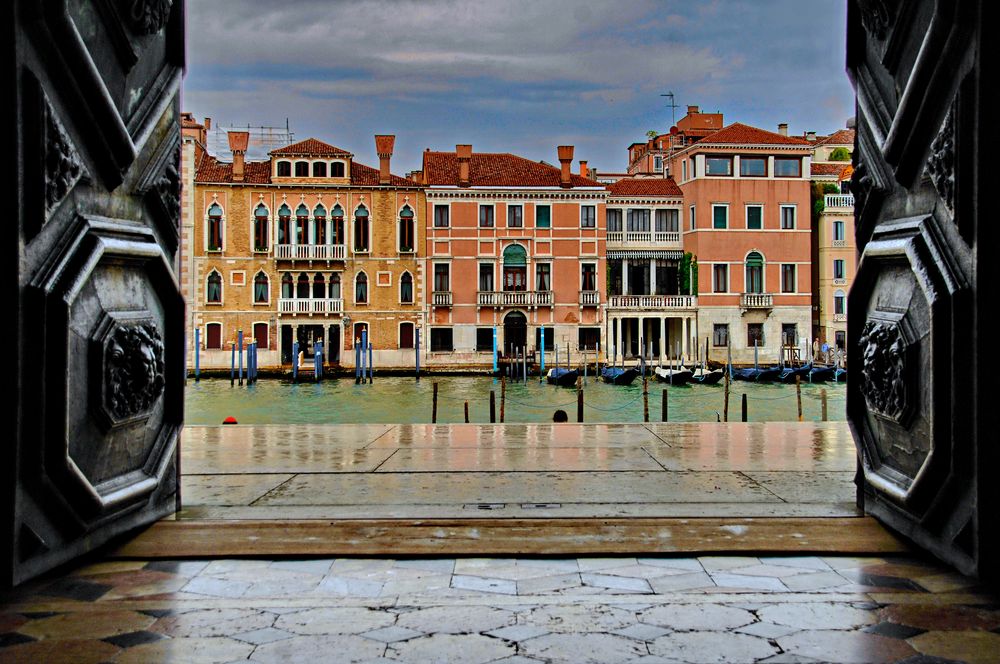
[607,249,683,260]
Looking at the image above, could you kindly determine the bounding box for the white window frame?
[535,203,552,228]
[204,322,224,349]
[580,204,597,229]
[354,270,370,305]
[205,202,225,252]
[712,263,729,293]
[689,205,696,231]
[780,264,796,294]
[252,270,270,305]
[478,203,495,228]
[711,203,729,230]
[745,204,764,230]
[433,261,451,293]
[399,270,415,305]
[206,268,224,305]
[780,204,797,230]
[506,204,523,228]
[433,203,450,228]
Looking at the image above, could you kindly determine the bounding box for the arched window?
[253,203,268,252]
[295,204,309,245]
[400,271,413,303]
[398,206,415,252]
[296,272,310,299]
[745,251,764,294]
[206,270,222,303]
[312,162,327,177]
[281,272,293,298]
[207,203,223,251]
[834,289,846,315]
[313,273,326,299]
[331,161,345,177]
[277,204,292,245]
[355,271,368,304]
[313,204,326,245]
[354,205,369,253]
[331,204,344,244]
[253,271,269,303]
[276,161,291,177]
[330,272,341,299]
[294,161,309,177]
[503,244,528,291]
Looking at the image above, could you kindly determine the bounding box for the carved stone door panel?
[6,0,184,586]
[847,0,991,578]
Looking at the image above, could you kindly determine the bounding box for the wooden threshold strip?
[110,517,909,558]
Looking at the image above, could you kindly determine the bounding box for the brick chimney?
[778,123,788,136]
[687,105,699,114]
[579,160,588,178]
[204,117,212,130]
[375,134,395,185]
[557,145,574,188]
[456,144,472,187]
[805,131,817,142]
[227,130,249,182]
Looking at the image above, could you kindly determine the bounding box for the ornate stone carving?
[44,100,84,216]
[124,0,174,35]
[104,323,165,419]
[851,161,875,211]
[927,107,955,212]
[858,320,908,421]
[153,145,180,227]
[858,0,895,40]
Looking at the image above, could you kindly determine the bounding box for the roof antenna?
[660,91,681,126]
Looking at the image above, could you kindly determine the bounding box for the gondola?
[689,367,724,385]
[808,365,835,382]
[732,366,782,382]
[600,366,640,386]
[654,366,692,386]
[777,363,812,383]
[546,367,579,387]
[833,367,848,383]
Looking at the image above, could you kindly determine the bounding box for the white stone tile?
[613,622,671,641]
[581,573,653,593]
[232,627,294,645]
[450,575,518,595]
[396,605,514,634]
[361,625,423,643]
[709,573,788,592]
[485,625,551,642]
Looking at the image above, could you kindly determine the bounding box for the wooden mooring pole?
[661,388,668,422]
[432,382,438,423]
[723,370,730,422]
[821,388,828,421]
[464,401,469,423]
[490,390,496,423]
[500,376,506,423]
[796,375,803,422]
[643,376,649,423]
[741,393,748,422]
[577,376,584,423]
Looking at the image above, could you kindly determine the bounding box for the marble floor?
[1,553,997,663]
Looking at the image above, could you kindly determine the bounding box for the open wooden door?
[847,0,994,579]
[5,0,185,586]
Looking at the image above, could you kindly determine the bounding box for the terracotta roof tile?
[817,128,856,146]
[811,162,847,176]
[270,138,353,157]
[607,178,683,197]
[195,154,272,184]
[350,161,418,187]
[422,151,602,188]
[697,122,812,146]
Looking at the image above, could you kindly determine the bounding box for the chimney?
[557,145,574,187]
[456,144,472,187]
[687,105,699,114]
[778,123,788,136]
[375,134,395,185]
[806,131,817,142]
[579,160,588,178]
[227,130,249,182]
[204,117,211,130]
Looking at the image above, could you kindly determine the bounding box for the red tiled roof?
[422,151,602,188]
[697,123,812,146]
[811,162,847,176]
[607,178,682,197]
[269,138,352,156]
[195,154,272,184]
[350,162,419,187]
[817,128,856,146]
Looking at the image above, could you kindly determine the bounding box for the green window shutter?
[713,206,727,229]
[747,207,762,229]
[536,206,551,228]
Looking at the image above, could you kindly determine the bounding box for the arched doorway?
[503,311,527,356]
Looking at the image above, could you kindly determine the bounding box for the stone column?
[614,317,621,361]
[622,259,629,295]
[682,317,690,359]
[660,317,666,364]
[650,259,657,295]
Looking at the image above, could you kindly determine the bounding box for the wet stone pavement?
[1,554,998,663]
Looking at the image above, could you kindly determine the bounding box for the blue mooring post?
[492,326,498,374]
[238,330,244,386]
[415,327,420,380]
[194,328,201,381]
[539,327,545,382]
[230,342,235,386]
[246,342,253,384]
[360,328,368,383]
[292,341,299,383]
[368,341,374,383]
[314,344,320,382]
[318,342,324,381]
[252,342,257,383]
[355,336,361,383]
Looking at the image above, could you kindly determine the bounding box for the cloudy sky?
[184,0,854,173]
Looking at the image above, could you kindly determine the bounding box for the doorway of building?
[503,311,527,356]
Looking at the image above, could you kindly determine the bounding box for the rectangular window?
[535,327,555,351]
[781,264,796,293]
[705,156,733,176]
[833,259,845,279]
[713,323,729,347]
[627,209,650,232]
[578,327,600,351]
[653,155,662,171]
[689,205,696,230]
[476,327,494,352]
[746,205,763,229]
[433,205,449,228]
[479,205,494,228]
[434,263,450,292]
[430,328,453,352]
[712,204,728,229]
[833,220,845,241]
[740,157,767,176]
[581,263,597,291]
[581,205,596,228]
[535,205,551,228]
[606,209,622,232]
[782,323,798,347]
[507,205,522,228]
[682,160,687,180]
[774,157,802,177]
[535,263,551,291]
[655,209,678,232]
[747,323,765,347]
[834,293,846,314]
[712,264,728,293]
[835,330,846,348]
[781,205,796,229]
[479,264,494,292]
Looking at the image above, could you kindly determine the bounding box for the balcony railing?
[477,290,553,307]
[606,230,682,246]
[833,313,847,322]
[831,239,847,247]
[824,194,855,209]
[579,290,600,306]
[432,291,453,306]
[607,294,697,309]
[277,298,343,315]
[741,293,774,309]
[275,244,346,260]
[833,277,848,285]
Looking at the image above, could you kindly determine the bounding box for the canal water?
[184,376,846,425]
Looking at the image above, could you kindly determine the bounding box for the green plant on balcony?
[679,252,698,295]
[829,147,851,161]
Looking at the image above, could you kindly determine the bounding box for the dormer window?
[331,162,345,177]
[312,162,327,177]
[294,161,309,177]
[276,161,291,177]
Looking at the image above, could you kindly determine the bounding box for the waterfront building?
[604,178,695,363]
[180,115,425,370]
[626,106,724,177]
[418,145,606,366]
[663,117,815,365]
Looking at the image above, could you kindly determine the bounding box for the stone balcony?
[741,293,774,310]
[275,244,346,261]
[607,294,697,310]
[278,298,344,315]
[579,290,600,306]
[824,194,855,209]
[606,230,682,249]
[477,290,553,308]
[432,291,453,307]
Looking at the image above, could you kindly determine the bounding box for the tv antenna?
[660,91,681,126]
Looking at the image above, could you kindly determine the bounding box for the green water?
[184,375,846,425]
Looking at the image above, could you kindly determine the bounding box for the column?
[659,317,666,364]
[614,317,621,361]
[622,259,629,295]
[682,317,689,359]
[650,259,657,296]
